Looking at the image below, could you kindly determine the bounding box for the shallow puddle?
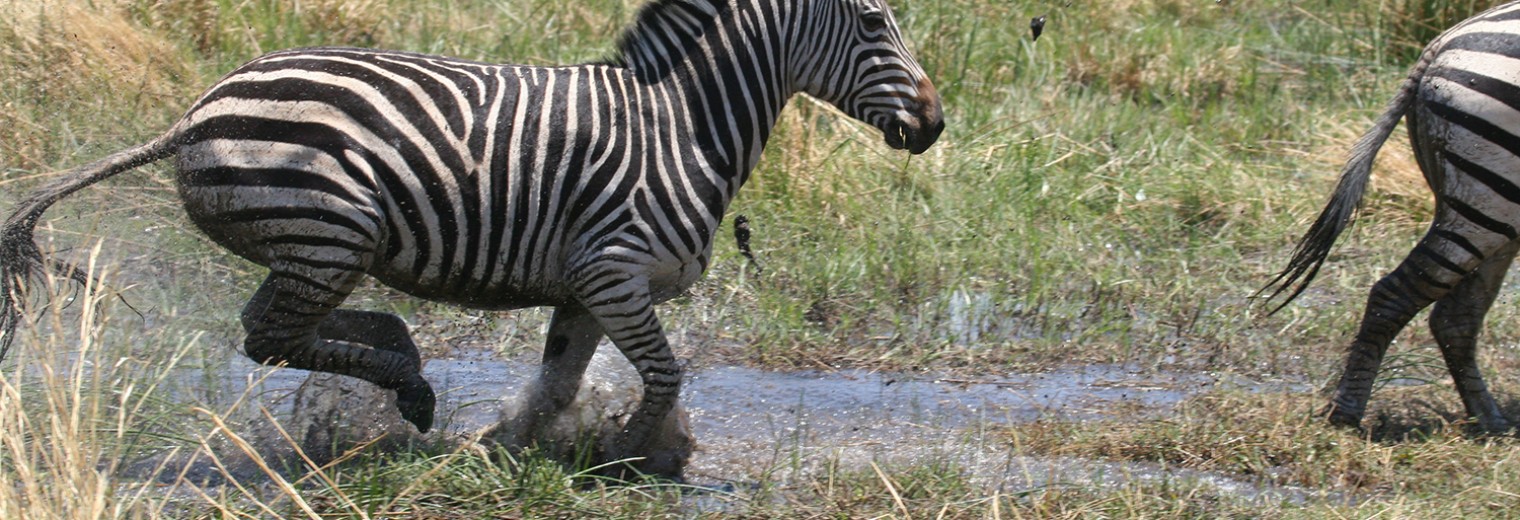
[667,364,1326,504]
[384,355,1242,437]
[685,365,1217,434]
[154,348,1324,504]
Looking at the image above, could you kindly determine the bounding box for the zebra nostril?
[907,115,941,154]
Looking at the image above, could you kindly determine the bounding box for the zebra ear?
[611,0,728,82]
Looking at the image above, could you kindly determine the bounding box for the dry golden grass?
[2,0,189,87]
[1064,41,1249,105]
[0,246,141,519]
[126,0,387,55]
[0,0,193,170]
[1306,112,1434,231]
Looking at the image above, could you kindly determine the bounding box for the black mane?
[599,0,731,82]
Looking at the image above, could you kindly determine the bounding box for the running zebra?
[1261,1,1520,433]
[0,0,943,474]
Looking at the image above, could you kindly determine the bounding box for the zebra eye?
[861,12,887,33]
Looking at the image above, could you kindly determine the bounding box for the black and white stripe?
[1261,1,1520,433]
[0,0,943,476]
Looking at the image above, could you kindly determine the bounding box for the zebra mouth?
[883,116,944,155]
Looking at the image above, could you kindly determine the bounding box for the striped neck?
[610,0,797,192]
[612,0,730,83]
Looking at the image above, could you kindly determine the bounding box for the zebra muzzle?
[884,79,944,155]
[884,115,944,155]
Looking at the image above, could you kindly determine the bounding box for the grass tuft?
[1010,388,1520,516]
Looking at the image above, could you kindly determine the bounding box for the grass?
[5,0,1520,517]
[1008,388,1520,518]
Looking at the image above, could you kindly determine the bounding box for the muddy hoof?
[396,376,436,433]
[1472,418,1515,436]
[1322,403,1362,430]
[597,432,690,482]
[591,455,685,484]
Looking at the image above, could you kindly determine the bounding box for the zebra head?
[790,0,944,154]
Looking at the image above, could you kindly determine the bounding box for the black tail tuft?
[0,137,176,360]
[1254,58,1428,314]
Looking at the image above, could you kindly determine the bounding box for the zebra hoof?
[396,377,436,433]
[1472,417,1515,436]
[1322,402,1362,430]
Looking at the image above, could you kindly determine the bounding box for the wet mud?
[131,343,1332,506]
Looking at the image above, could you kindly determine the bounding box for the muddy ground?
[133,342,1343,510]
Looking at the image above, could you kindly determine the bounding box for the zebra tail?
[0,134,178,360]
[1256,58,1432,315]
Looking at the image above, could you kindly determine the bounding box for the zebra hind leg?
[242,286,422,367]
[1326,231,1489,430]
[1429,241,1520,434]
[241,271,436,432]
[318,310,423,373]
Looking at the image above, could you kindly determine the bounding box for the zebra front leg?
[1429,241,1520,433]
[242,271,436,432]
[574,272,683,477]
[1327,231,1482,429]
[493,305,603,447]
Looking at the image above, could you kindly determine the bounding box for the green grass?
[5,0,1520,517]
[1010,387,1520,518]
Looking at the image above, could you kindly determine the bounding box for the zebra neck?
[617,0,795,191]
[614,0,728,81]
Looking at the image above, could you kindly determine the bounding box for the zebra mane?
[604,0,732,82]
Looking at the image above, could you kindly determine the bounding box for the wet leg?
[1325,229,1486,429]
[320,310,422,370]
[1429,241,1519,433]
[507,304,604,445]
[241,285,422,367]
[572,270,682,476]
[242,282,421,368]
[241,270,435,432]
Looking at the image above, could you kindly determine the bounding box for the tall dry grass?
[1378,0,1495,63]
[0,242,381,519]
[0,243,164,519]
[0,0,193,171]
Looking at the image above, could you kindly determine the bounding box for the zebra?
[1261,1,1520,433]
[0,0,943,475]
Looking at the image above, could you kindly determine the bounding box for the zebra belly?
[643,245,715,304]
[363,261,570,311]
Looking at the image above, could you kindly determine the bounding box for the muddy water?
[686,365,1215,431]
[418,355,1233,439]
[166,349,1327,504]
[515,357,1307,498]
